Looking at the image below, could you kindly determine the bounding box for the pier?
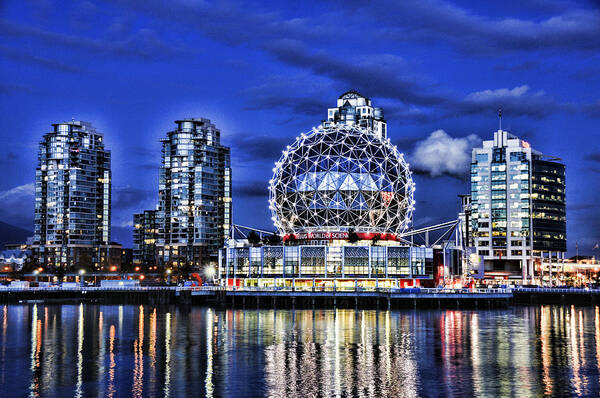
[0,285,511,308]
[4,285,600,308]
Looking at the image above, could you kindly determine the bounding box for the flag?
[594,243,599,250]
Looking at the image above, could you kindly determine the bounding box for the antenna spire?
[498,108,502,131]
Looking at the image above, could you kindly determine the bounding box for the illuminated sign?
[295,232,349,240]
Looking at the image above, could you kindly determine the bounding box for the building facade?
[324,90,387,138]
[157,118,231,269]
[32,120,111,269]
[470,129,566,282]
[133,210,158,270]
[222,243,433,288]
[220,92,436,288]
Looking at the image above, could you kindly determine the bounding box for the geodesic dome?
[268,124,415,235]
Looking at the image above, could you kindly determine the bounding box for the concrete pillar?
[529,259,535,284]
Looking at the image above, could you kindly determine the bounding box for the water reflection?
[1,305,600,397]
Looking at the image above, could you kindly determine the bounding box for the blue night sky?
[0,0,599,253]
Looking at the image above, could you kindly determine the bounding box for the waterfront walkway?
[1,285,599,307]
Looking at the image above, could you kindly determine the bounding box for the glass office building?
[33,120,111,269]
[470,129,566,281]
[157,118,231,269]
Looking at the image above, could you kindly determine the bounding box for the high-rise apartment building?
[33,120,111,268]
[324,90,387,138]
[133,210,158,270]
[157,118,231,269]
[470,129,566,282]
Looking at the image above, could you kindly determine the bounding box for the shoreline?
[1,287,599,308]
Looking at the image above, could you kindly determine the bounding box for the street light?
[205,266,216,280]
[166,268,172,284]
[79,269,86,287]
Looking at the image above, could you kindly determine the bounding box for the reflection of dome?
[268,124,415,235]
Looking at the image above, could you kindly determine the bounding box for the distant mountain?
[0,221,32,250]
[0,222,133,250]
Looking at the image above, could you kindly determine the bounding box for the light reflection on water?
[1,305,600,397]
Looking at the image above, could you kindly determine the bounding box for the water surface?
[1,304,599,397]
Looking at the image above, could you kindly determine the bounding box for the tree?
[286,234,298,246]
[263,233,282,246]
[348,228,359,243]
[247,231,261,246]
[371,233,381,246]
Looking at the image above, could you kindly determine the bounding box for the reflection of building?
[157,119,231,270]
[470,128,566,282]
[220,93,436,287]
[32,120,112,269]
[133,210,158,270]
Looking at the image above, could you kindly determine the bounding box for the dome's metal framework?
[268,124,415,235]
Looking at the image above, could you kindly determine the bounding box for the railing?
[222,286,511,294]
[513,287,600,294]
[2,285,596,295]
[0,285,176,292]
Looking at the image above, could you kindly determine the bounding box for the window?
[476,153,489,163]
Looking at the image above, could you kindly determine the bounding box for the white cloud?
[0,183,34,201]
[0,183,35,229]
[410,130,480,177]
[456,85,557,118]
[465,85,533,102]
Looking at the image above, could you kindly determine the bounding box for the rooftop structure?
[324,90,387,138]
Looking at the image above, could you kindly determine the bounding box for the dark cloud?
[111,225,132,246]
[570,67,600,82]
[0,83,34,94]
[494,61,539,72]
[102,0,344,46]
[0,45,84,73]
[0,19,188,61]
[585,152,600,163]
[112,186,155,210]
[446,85,562,119]
[0,152,18,166]
[584,101,600,118]
[227,134,291,163]
[243,94,328,118]
[233,181,269,198]
[363,0,600,54]
[263,39,445,106]
[392,136,422,150]
[100,0,579,121]
[570,202,595,211]
[68,1,99,31]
